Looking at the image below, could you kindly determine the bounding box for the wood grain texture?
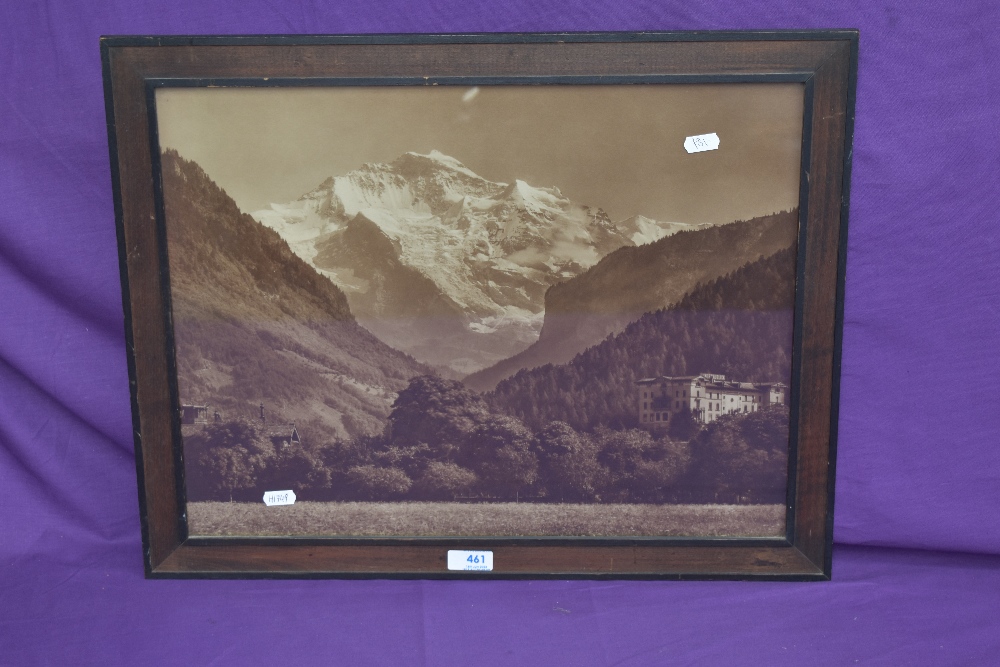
[115,40,841,79]
[101,32,857,579]
[791,41,853,571]
[157,542,823,578]
[107,47,183,571]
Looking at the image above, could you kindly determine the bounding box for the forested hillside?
[161,150,429,439]
[487,246,797,431]
[464,209,798,391]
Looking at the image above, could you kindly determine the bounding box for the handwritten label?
[447,550,493,571]
[262,490,296,506]
[684,132,720,154]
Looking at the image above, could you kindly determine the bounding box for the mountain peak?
[253,152,633,376]
[395,150,484,180]
[499,179,565,209]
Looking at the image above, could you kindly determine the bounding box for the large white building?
[636,374,786,427]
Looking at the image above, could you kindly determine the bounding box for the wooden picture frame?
[101,31,857,579]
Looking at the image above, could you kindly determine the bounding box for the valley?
[252,150,702,376]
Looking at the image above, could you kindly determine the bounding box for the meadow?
[187,501,785,538]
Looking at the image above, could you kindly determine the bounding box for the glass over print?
[155,83,803,539]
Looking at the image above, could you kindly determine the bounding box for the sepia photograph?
[154,82,805,539]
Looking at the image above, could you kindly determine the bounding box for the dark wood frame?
[101,31,857,580]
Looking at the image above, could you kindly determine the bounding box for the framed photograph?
[101,31,857,579]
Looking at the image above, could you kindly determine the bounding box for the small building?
[266,424,300,449]
[179,404,210,425]
[636,374,785,427]
[256,403,300,449]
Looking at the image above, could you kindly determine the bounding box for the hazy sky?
[156,83,804,225]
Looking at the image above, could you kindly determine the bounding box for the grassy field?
[188,501,785,538]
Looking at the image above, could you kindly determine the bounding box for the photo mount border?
[102,30,858,580]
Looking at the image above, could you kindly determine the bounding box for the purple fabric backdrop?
[2,0,999,664]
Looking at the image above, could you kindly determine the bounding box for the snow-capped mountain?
[252,150,635,376]
[616,215,713,246]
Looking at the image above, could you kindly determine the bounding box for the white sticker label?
[447,550,493,571]
[262,490,296,506]
[684,132,720,153]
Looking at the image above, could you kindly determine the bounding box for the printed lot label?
[447,550,494,571]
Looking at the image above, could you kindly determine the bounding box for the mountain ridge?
[251,151,689,376]
[463,209,799,391]
[161,149,429,440]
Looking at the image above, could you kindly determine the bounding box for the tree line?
[185,375,789,506]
